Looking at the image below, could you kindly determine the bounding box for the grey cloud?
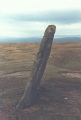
[6,9,81,24]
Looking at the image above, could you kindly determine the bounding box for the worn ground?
[0,42,81,120]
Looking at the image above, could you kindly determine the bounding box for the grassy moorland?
[0,42,81,120]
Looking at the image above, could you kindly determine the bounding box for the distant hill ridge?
[0,35,81,43]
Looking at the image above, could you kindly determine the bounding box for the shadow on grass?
[1,72,81,120]
[13,76,81,120]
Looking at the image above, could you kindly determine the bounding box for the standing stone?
[16,25,56,109]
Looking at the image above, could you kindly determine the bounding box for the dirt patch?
[0,71,30,78]
[62,72,81,79]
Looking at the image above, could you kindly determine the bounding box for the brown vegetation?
[0,42,81,120]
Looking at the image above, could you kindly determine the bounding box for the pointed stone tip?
[45,25,56,34]
[48,25,56,29]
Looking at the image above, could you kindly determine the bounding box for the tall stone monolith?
[16,25,56,109]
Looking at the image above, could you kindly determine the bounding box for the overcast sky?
[0,0,81,38]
